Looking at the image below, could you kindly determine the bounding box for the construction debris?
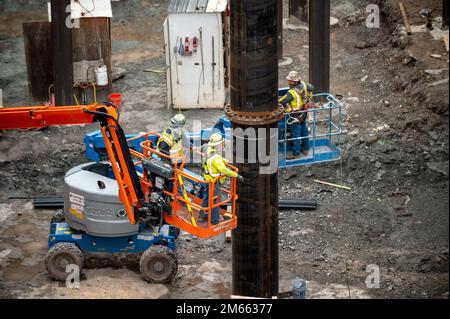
[428,78,449,87]
[430,53,444,59]
[143,69,165,74]
[112,67,127,81]
[313,180,352,190]
[279,56,294,67]
[424,69,447,75]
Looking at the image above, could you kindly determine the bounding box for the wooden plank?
[22,21,53,102]
[313,179,352,190]
[443,34,449,52]
[398,2,411,35]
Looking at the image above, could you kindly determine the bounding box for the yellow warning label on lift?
[69,207,83,220]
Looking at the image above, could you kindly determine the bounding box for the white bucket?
[95,65,108,86]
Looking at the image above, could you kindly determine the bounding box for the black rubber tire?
[173,227,181,239]
[140,245,178,283]
[45,242,84,281]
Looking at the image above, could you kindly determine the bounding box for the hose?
[48,84,54,101]
[88,81,97,104]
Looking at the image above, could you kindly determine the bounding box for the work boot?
[223,212,233,220]
[287,154,301,160]
[301,149,309,156]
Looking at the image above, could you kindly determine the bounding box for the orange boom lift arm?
[0,103,144,224]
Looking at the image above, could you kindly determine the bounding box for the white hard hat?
[208,133,224,147]
[286,71,301,82]
[171,113,186,127]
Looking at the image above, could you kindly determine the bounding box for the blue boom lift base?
[49,222,176,253]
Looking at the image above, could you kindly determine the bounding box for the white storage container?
[164,0,228,110]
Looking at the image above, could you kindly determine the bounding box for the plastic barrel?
[95,65,108,86]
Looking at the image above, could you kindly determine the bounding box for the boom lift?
[0,99,238,283]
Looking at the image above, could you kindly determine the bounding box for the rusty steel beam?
[309,0,330,94]
[227,0,282,298]
[51,0,73,106]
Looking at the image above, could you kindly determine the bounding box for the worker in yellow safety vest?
[278,70,315,159]
[199,133,244,224]
[157,114,187,159]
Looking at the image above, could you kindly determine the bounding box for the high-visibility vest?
[157,127,181,150]
[284,81,310,113]
[203,148,226,182]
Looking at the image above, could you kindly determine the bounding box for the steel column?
[309,0,330,94]
[278,0,283,59]
[227,0,282,298]
[444,0,449,28]
[51,0,73,106]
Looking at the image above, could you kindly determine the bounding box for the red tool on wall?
[184,37,190,55]
[192,36,198,53]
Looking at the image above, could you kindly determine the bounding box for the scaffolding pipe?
[228,0,282,298]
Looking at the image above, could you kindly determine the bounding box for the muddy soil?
[0,0,448,299]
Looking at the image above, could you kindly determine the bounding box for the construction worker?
[279,71,314,159]
[200,133,244,225]
[157,114,187,159]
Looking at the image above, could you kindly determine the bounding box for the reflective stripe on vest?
[285,81,308,113]
[203,151,223,178]
[157,127,180,149]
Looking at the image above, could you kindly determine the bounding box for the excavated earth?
[0,0,448,298]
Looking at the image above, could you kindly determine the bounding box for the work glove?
[237,175,244,182]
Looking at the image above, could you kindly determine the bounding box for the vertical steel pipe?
[51,0,73,106]
[227,0,283,298]
[278,0,283,59]
[443,0,449,28]
[309,0,330,94]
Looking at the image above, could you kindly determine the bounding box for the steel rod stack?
[227,0,283,298]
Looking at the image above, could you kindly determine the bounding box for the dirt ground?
[0,0,448,299]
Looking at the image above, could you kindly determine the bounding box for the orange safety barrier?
[128,132,238,239]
